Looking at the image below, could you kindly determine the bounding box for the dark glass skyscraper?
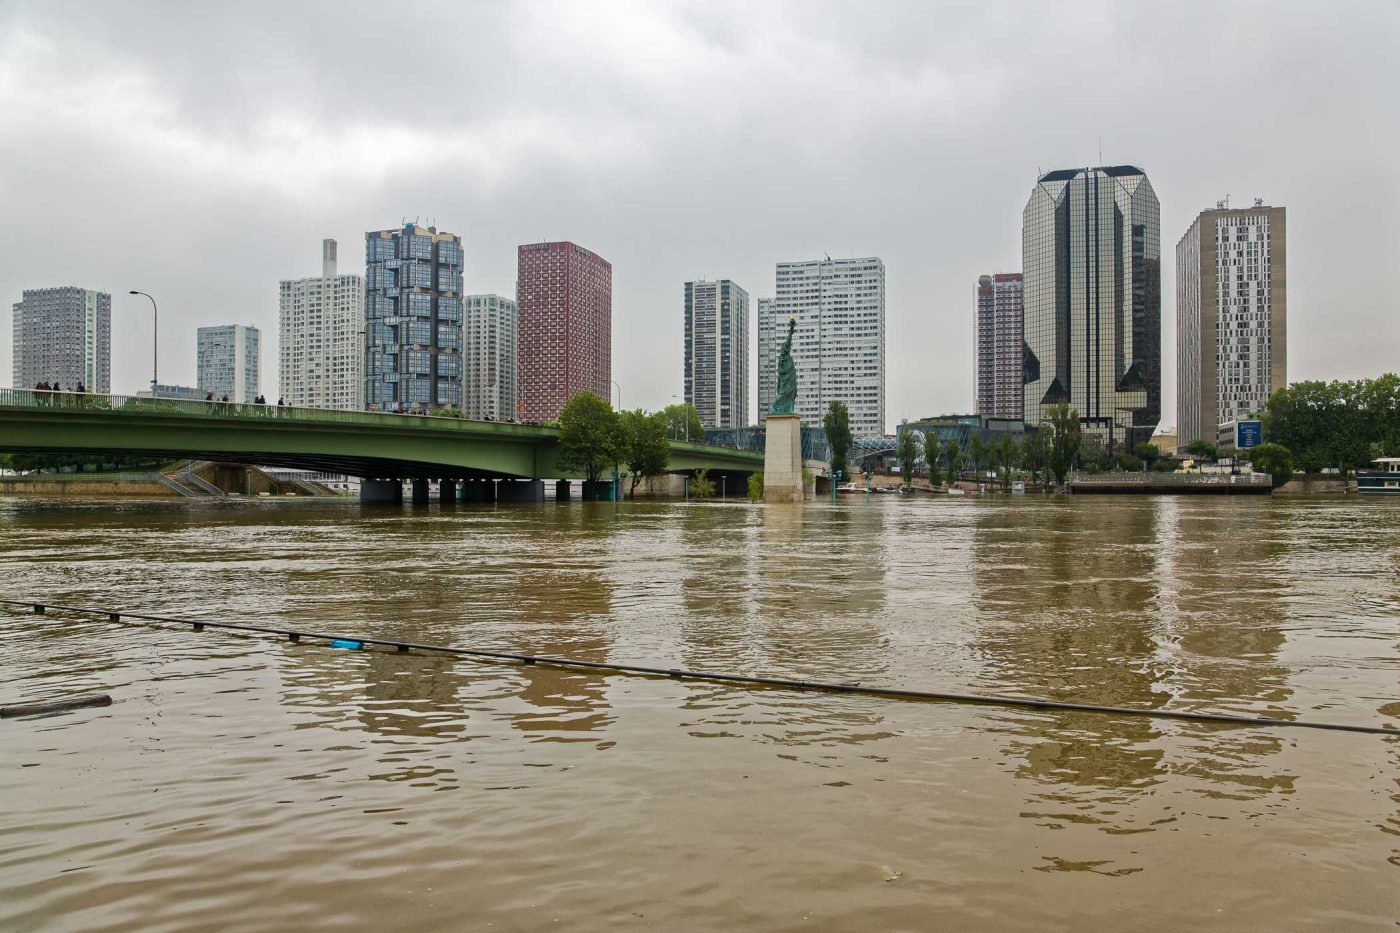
[364,224,464,412]
[1022,166,1160,451]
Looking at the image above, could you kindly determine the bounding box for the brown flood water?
[1,494,1398,931]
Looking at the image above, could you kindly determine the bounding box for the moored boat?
[1357,457,1400,495]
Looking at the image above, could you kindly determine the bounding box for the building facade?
[516,241,611,422]
[137,384,207,401]
[198,324,260,402]
[11,287,110,392]
[975,273,1024,419]
[683,279,749,429]
[463,294,517,421]
[365,224,464,412]
[1022,166,1161,451]
[279,239,366,411]
[762,257,885,436]
[1176,203,1286,447]
[756,297,778,423]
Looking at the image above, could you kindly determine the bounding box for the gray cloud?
[3,0,1397,429]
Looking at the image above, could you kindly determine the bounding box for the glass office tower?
[1022,166,1160,452]
[364,224,464,412]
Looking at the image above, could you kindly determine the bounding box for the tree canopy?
[823,401,852,478]
[557,391,623,483]
[897,429,920,486]
[618,408,670,498]
[660,403,704,443]
[1247,442,1294,488]
[1045,402,1082,485]
[1264,375,1400,474]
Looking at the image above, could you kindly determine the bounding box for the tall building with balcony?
[975,273,1024,419]
[11,287,110,392]
[755,297,778,424]
[516,241,611,421]
[463,294,517,421]
[762,257,885,436]
[1176,202,1287,447]
[1022,166,1160,451]
[683,279,749,429]
[197,324,260,403]
[364,224,464,412]
[279,239,365,410]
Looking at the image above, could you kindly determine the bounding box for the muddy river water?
[1,494,1397,931]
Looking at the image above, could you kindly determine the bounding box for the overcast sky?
[2,0,1397,431]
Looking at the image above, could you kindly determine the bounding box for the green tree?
[967,434,986,477]
[1045,402,1082,486]
[618,408,670,498]
[823,401,852,479]
[426,406,465,419]
[747,471,764,501]
[898,429,920,487]
[1133,442,1162,468]
[661,403,704,442]
[997,434,1019,488]
[557,391,623,483]
[1022,429,1048,485]
[943,439,961,486]
[690,467,715,498]
[1265,375,1400,475]
[1248,443,1294,488]
[1185,439,1218,462]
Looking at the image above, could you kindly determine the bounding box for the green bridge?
[0,389,762,503]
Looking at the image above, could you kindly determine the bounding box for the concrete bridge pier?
[581,480,616,501]
[498,479,544,503]
[555,480,571,500]
[361,479,403,505]
[411,478,431,506]
[438,479,457,504]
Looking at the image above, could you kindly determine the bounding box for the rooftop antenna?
[1253,197,1263,208]
[1098,137,1102,166]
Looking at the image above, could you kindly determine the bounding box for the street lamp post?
[129,291,158,398]
[612,380,622,411]
[670,394,690,442]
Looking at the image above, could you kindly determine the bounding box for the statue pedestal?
[763,414,805,503]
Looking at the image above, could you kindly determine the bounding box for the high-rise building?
[755,298,778,424]
[279,239,366,410]
[198,324,260,402]
[516,241,611,422]
[365,224,464,412]
[763,257,885,436]
[975,273,1024,419]
[1022,166,1160,451]
[464,294,517,421]
[1176,202,1287,448]
[683,279,749,429]
[11,287,110,392]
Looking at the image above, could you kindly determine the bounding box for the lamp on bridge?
[129,290,159,399]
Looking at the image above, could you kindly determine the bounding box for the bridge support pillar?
[582,480,616,501]
[498,479,544,503]
[361,479,403,505]
[411,478,430,506]
[438,479,457,504]
[555,480,571,500]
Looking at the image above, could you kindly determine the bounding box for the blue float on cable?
[329,639,363,650]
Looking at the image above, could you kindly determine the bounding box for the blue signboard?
[1237,420,1263,449]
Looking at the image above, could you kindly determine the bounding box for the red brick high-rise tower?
[516,241,612,422]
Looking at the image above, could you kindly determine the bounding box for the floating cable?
[3,598,1397,737]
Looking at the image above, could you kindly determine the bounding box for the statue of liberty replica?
[763,318,805,502]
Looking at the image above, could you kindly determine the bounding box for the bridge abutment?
[361,479,403,504]
[498,479,544,503]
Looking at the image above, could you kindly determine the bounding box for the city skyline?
[2,4,1398,430]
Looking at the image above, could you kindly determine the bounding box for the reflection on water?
[2,494,1398,931]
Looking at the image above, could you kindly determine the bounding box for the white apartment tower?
[762,257,885,436]
[279,239,366,410]
[12,287,111,392]
[683,279,749,429]
[1176,203,1287,447]
[463,294,517,421]
[756,297,778,423]
[198,324,260,403]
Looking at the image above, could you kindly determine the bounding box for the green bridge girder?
[0,391,762,481]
